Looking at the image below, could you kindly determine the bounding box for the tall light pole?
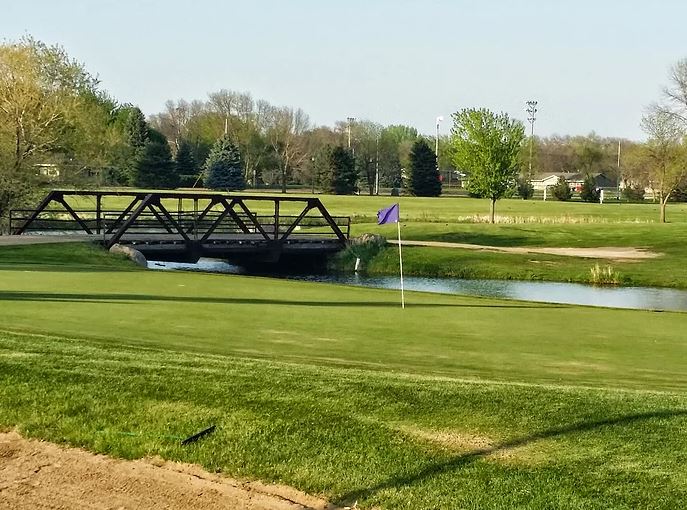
[525,101,538,179]
[617,139,622,200]
[347,117,355,149]
[374,132,380,195]
[435,116,444,157]
[435,116,444,183]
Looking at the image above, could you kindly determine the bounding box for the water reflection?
[149,259,687,312]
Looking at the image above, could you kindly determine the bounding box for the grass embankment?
[1,243,686,508]
[345,222,687,288]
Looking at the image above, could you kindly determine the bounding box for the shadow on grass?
[0,264,139,273]
[0,291,565,309]
[337,409,687,505]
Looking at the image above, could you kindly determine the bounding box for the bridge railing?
[99,211,350,242]
[10,190,351,248]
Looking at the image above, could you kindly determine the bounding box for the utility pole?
[525,101,538,179]
[436,116,444,187]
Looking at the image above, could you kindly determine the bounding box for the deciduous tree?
[0,37,100,228]
[638,109,687,222]
[450,108,525,222]
[267,106,309,193]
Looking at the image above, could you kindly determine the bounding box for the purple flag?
[377,203,399,225]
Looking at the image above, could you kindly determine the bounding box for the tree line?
[1,36,686,228]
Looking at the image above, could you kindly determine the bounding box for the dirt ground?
[0,431,341,510]
[389,239,661,261]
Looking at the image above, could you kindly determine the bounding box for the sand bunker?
[390,240,661,260]
[0,431,340,510]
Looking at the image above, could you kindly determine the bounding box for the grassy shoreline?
[338,221,687,288]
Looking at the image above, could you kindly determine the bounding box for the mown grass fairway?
[58,190,687,223]
[1,243,686,508]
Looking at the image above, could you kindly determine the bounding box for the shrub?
[551,177,572,201]
[580,174,601,202]
[516,178,534,199]
[621,185,645,202]
[334,233,386,272]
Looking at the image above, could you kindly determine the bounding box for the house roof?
[533,172,610,182]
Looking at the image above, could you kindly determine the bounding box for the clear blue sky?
[3,0,685,140]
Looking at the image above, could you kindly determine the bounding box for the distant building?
[530,172,615,191]
[35,163,60,179]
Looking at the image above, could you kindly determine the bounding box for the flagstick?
[397,219,405,309]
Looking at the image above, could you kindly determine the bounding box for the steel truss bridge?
[10,190,350,263]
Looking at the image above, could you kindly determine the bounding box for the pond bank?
[148,258,687,312]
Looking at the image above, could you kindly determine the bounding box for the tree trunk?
[660,196,669,223]
[280,165,287,194]
[489,198,496,224]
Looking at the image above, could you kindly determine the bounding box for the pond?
[148,258,687,312]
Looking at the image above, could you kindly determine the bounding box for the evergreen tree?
[409,139,441,197]
[135,140,178,189]
[118,106,151,185]
[125,107,149,148]
[203,136,246,191]
[327,146,357,195]
[580,173,601,202]
[175,139,197,187]
[552,177,572,201]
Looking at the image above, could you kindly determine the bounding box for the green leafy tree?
[450,108,525,222]
[0,36,100,228]
[327,146,356,194]
[203,136,246,190]
[580,174,601,202]
[552,177,572,201]
[174,139,198,187]
[573,135,605,174]
[135,140,177,189]
[638,109,687,222]
[409,139,441,197]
